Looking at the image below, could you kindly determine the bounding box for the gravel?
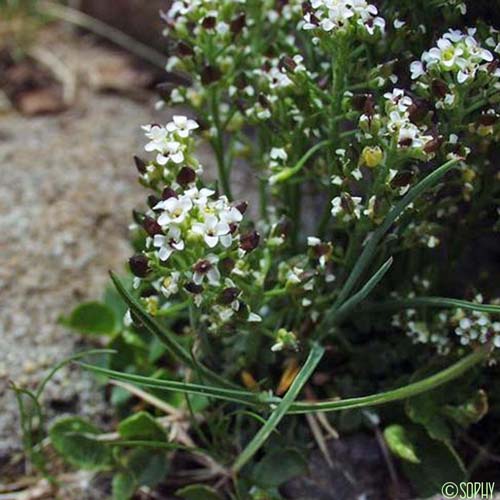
[0,87,160,455]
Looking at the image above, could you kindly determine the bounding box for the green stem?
[232,343,325,473]
[288,345,489,414]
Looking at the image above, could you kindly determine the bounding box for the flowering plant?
[25,1,500,498]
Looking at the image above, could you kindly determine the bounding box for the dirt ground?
[0,30,167,463]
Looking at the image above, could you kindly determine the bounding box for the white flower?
[143,124,167,153]
[219,206,243,226]
[156,141,184,165]
[153,226,185,261]
[192,214,231,248]
[303,0,385,35]
[270,147,288,162]
[160,272,181,297]
[156,195,193,226]
[166,115,199,138]
[193,254,221,286]
[185,187,215,208]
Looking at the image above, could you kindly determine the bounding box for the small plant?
[14,1,500,498]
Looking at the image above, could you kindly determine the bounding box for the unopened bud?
[240,230,260,252]
[129,254,149,277]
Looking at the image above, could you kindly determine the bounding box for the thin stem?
[232,343,325,473]
[288,345,489,414]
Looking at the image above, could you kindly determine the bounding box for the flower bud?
[234,201,248,214]
[176,166,196,186]
[230,13,246,35]
[219,287,240,305]
[185,282,203,294]
[147,195,162,209]
[162,187,177,200]
[361,146,383,168]
[129,254,149,277]
[431,79,448,99]
[201,65,222,85]
[202,16,216,29]
[143,216,163,236]
[220,257,235,274]
[134,156,147,174]
[177,41,194,57]
[240,230,260,252]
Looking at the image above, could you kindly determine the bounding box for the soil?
[0,29,163,467]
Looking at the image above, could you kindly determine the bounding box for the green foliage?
[252,448,308,488]
[118,411,166,441]
[49,417,112,470]
[401,429,466,498]
[62,301,117,336]
[112,471,137,500]
[176,484,222,500]
[383,425,420,464]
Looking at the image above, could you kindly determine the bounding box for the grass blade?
[323,257,393,328]
[78,362,273,407]
[288,345,489,414]
[364,297,500,315]
[110,272,239,389]
[336,158,460,307]
[232,343,325,473]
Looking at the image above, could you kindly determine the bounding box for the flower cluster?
[383,88,437,156]
[302,0,386,36]
[410,29,499,109]
[129,116,263,331]
[393,295,500,354]
[137,115,202,189]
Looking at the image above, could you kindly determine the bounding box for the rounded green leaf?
[112,472,137,500]
[175,484,222,500]
[253,448,308,488]
[118,411,166,441]
[126,448,168,488]
[64,301,117,336]
[49,417,112,470]
[383,425,420,464]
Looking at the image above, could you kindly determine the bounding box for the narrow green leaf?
[383,425,420,464]
[62,301,117,336]
[110,272,239,389]
[232,343,325,473]
[326,257,393,326]
[78,362,270,407]
[37,349,115,399]
[336,158,460,307]
[288,345,489,414]
[80,346,489,417]
[270,140,332,184]
[365,297,500,315]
